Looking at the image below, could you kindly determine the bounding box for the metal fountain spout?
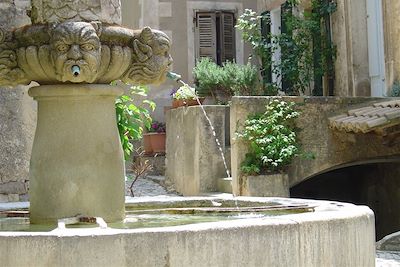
[166,71,182,83]
[72,65,81,77]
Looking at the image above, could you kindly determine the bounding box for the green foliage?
[115,85,155,160]
[236,99,300,174]
[172,84,197,100]
[147,121,166,133]
[193,57,259,102]
[224,61,259,96]
[236,0,337,95]
[390,81,400,97]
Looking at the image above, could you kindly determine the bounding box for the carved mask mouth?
[61,60,95,83]
[71,65,80,77]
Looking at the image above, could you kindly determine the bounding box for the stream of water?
[172,76,231,179]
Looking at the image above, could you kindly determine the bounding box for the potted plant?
[115,85,155,160]
[143,120,166,155]
[171,84,204,108]
[235,99,300,197]
[193,57,260,103]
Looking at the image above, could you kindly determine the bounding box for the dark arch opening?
[290,162,400,240]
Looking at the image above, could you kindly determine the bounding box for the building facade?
[121,0,260,121]
[260,0,400,97]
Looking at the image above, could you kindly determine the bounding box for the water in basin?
[0,204,313,232]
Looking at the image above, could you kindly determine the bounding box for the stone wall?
[230,96,400,196]
[165,105,230,196]
[0,0,31,28]
[0,0,36,202]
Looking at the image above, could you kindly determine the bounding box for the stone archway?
[291,160,400,239]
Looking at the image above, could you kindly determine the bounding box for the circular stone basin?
[0,196,375,267]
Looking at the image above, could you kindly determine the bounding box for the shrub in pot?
[193,58,260,103]
[236,99,300,196]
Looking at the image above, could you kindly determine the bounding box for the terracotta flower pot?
[143,133,153,155]
[150,132,166,153]
[172,98,205,108]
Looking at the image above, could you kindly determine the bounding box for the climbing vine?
[236,0,337,96]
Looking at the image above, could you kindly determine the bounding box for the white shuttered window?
[195,11,236,65]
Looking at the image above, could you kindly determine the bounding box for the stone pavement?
[125,174,178,197]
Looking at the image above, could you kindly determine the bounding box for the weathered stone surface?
[377,231,400,251]
[166,105,230,196]
[0,181,27,194]
[0,194,8,202]
[0,23,172,86]
[31,0,122,24]
[19,193,29,201]
[28,84,125,223]
[0,0,31,29]
[243,173,289,197]
[7,194,19,202]
[0,0,36,202]
[0,87,35,185]
[0,197,376,267]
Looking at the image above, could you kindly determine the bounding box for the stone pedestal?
[28,84,125,224]
[243,173,289,198]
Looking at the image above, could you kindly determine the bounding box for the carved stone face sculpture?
[126,27,172,85]
[50,22,101,83]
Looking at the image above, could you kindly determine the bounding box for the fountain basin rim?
[0,196,373,237]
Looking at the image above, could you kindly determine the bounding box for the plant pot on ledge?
[150,132,166,153]
[242,173,289,197]
[143,133,153,155]
[172,98,205,109]
[143,132,166,155]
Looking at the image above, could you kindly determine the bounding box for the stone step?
[217,177,232,193]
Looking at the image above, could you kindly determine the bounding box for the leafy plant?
[236,99,300,174]
[147,121,166,133]
[223,61,259,96]
[193,57,260,101]
[172,84,197,100]
[236,1,337,96]
[115,85,155,160]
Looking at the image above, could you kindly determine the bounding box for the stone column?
[29,85,125,223]
[0,0,34,203]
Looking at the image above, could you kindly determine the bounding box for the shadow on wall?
[290,160,400,240]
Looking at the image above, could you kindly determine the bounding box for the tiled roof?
[329,100,400,133]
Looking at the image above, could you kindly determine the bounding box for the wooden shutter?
[195,12,217,62]
[220,12,235,63]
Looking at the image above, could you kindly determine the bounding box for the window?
[194,11,236,65]
[262,2,335,96]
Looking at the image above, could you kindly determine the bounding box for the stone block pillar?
[29,85,125,223]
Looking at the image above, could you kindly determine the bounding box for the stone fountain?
[0,1,376,266]
[0,0,172,223]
